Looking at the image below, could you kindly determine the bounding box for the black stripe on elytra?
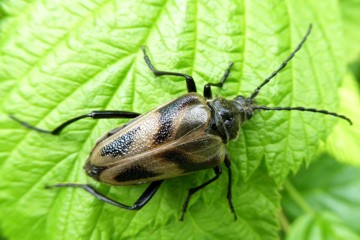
[161,149,217,172]
[114,164,160,182]
[100,126,140,157]
[154,95,200,144]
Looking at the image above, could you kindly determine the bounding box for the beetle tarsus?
[9,110,141,135]
[46,181,163,210]
[203,62,234,99]
[180,166,222,221]
[9,115,54,134]
[141,46,197,93]
[224,155,237,221]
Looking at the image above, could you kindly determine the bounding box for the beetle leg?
[224,154,237,220]
[203,62,234,99]
[180,166,222,221]
[46,181,163,210]
[9,110,140,135]
[141,46,197,93]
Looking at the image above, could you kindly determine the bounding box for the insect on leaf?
[0,0,346,239]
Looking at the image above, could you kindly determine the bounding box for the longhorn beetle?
[11,24,351,221]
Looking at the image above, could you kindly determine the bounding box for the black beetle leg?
[141,46,197,93]
[203,62,234,99]
[224,154,237,220]
[180,166,222,221]
[9,110,141,135]
[46,181,163,210]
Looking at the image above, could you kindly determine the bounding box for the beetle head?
[233,95,256,122]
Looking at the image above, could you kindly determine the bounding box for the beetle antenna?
[250,24,312,100]
[253,105,352,125]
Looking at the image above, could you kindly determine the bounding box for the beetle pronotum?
[11,24,351,221]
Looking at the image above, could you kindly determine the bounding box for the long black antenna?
[247,24,352,125]
[250,24,312,100]
[254,106,352,125]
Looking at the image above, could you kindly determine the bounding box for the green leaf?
[339,0,360,63]
[286,212,360,240]
[0,0,347,239]
[325,72,360,166]
[282,154,360,235]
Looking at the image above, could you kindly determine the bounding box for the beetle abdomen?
[94,132,225,185]
[85,93,226,185]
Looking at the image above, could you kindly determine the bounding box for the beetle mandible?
[11,24,352,221]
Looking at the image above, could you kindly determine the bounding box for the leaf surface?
[0,0,346,239]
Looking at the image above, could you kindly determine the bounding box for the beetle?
[10,24,351,221]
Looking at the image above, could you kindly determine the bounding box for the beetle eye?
[246,109,253,120]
